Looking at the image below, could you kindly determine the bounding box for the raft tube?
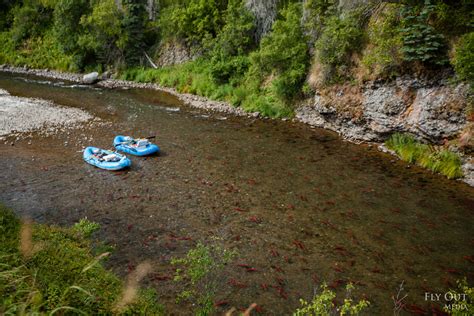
[113,135,160,156]
[83,147,131,171]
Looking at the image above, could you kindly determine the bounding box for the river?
[0,72,472,315]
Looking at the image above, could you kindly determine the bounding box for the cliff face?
[296,77,471,146]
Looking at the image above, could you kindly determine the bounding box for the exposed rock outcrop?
[296,77,470,143]
[155,40,196,67]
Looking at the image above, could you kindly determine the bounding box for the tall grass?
[386,133,463,179]
[0,205,163,314]
[119,59,293,118]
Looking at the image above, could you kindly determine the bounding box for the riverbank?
[1,64,472,186]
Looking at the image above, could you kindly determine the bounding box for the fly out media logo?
[425,292,469,312]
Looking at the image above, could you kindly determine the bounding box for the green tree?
[208,0,255,84]
[249,2,309,101]
[400,1,447,65]
[78,0,124,67]
[122,0,147,66]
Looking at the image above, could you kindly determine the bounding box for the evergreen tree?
[122,0,147,65]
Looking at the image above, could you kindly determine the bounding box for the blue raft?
[83,147,131,171]
[113,135,160,156]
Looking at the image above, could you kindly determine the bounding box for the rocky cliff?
[296,76,471,146]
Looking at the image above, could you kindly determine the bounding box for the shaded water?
[0,73,473,315]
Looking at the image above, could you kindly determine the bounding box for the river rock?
[101,71,112,80]
[82,72,99,84]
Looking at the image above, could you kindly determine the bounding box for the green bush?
[72,218,101,238]
[452,32,474,84]
[294,283,369,316]
[207,0,255,84]
[0,205,163,314]
[249,2,309,101]
[361,3,403,79]
[386,133,463,179]
[122,0,147,66]
[159,0,226,45]
[171,243,235,315]
[78,0,124,67]
[444,279,474,315]
[53,0,89,55]
[315,12,364,84]
[10,2,53,45]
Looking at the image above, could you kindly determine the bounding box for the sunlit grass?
[119,60,294,119]
[386,133,463,179]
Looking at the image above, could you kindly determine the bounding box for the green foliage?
[315,12,364,84]
[10,1,53,45]
[172,243,235,285]
[122,0,147,66]
[171,242,236,315]
[248,2,309,104]
[72,218,100,238]
[452,32,474,84]
[0,30,78,71]
[159,0,226,45]
[303,0,336,42]
[444,279,474,315]
[432,1,474,37]
[386,133,464,179]
[53,0,89,54]
[361,3,403,79]
[79,0,124,67]
[400,1,448,65]
[207,0,255,84]
[0,204,163,314]
[293,283,370,316]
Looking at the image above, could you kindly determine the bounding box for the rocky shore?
[0,65,253,117]
[1,64,472,186]
[0,87,93,138]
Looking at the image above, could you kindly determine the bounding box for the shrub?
[121,0,147,66]
[444,279,474,315]
[159,0,226,46]
[78,0,124,67]
[171,242,235,315]
[293,283,369,316]
[72,218,101,238]
[249,2,310,101]
[452,32,474,84]
[314,12,364,84]
[10,2,53,45]
[207,0,255,84]
[53,0,90,55]
[360,3,403,80]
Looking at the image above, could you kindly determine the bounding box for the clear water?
[0,73,472,315]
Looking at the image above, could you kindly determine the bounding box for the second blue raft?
[113,135,160,156]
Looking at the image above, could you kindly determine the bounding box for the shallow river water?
[0,73,473,315]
